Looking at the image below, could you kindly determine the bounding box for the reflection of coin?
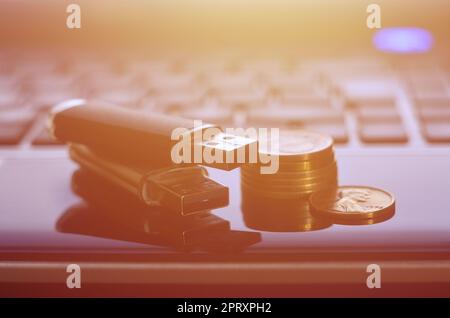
[309,186,395,221]
[241,190,332,232]
[258,130,333,161]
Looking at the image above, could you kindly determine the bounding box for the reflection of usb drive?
[69,169,231,247]
[69,169,260,251]
[69,144,229,216]
[49,99,257,170]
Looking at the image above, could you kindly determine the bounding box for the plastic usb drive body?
[69,144,229,216]
[49,99,257,170]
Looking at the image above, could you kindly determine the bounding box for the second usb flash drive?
[69,144,229,216]
[49,99,257,170]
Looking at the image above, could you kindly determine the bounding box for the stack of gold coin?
[241,130,338,199]
[241,130,338,231]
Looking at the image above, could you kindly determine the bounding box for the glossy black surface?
[1,152,450,260]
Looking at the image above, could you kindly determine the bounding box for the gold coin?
[241,176,338,191]
[241,162,338,180]
[241,181,337,199]
[242,192,314,217]
[309,186,395,221]
[242,164,337,181]
[275,155,335,171]
[241,178,338,191]
[247,152,335,171]
[258,130,334,162]
[241,188,307,200]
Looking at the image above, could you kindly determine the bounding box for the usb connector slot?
[198,132,257,170]
[144,166,229,216]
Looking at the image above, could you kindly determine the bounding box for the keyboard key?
[243,59,283,77]
[82,72,135,92]
[417,105,450,122]
[414,96,450,108]
[14,60,58,77]
[359,121,408,143]
[0,90,21,110]
[307,57,389,75]
[149,73,198,90]
[0,108,36,122]
[91,87,148,108]
[218,92,266,110]
[269,75,320,96]
[279,95,332,108]
[221,59,245,74]
[21,73,82,109]
[422,122,450,143]
[243,114,348,143]
[356,106,401,122]
[0,110,35,145]
[129,60,170,76]
[25,74,75,89]
[154,94,204,112]
[303,123,348,144]
[338,79,395,101]
[209,73,257,94]
[408,78,449,98]
[178,108,234,127]
[247,107,344,126]
[150,81,204,98]
[32,125,64,145]
[348,96,396,108]
[271,87,325,101]
[0,75,18,87]
[30,89,82,110]
[0,124,28,145]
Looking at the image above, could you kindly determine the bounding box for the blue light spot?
[373,27,433,54]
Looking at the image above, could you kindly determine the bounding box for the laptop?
[1,0,450,297]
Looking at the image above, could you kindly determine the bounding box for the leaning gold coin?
[309,186,395,221]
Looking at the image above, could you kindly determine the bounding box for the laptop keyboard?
[1,51,449,153]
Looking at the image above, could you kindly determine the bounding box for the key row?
[414,96,450,143]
